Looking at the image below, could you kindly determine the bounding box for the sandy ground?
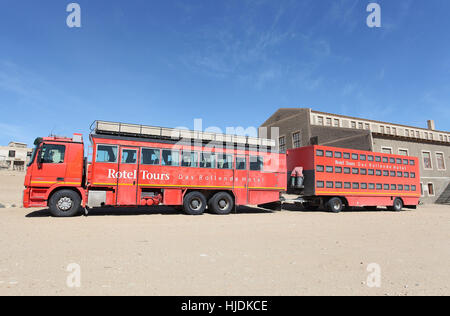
[0,171,449,296]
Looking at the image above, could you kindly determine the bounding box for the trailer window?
[121,149,137,164]
[316,165,324,172]
[384,184,390,190]
[235,157,246,170]
[343,153,350,159]
[200,153,217,169]
[335,182,343,188]
[376,184,382,190]
[383,170,389,176]
[368,155,374,161]
[250,156,264,171]
[376,170,382,176]
[396,158,402,164]
[411,172,416,178]
[96,145,117,163]
[369,183,375,190]
[360,154,367,161]
[403,159,409,165]
[360,168,367,175]
[316,181,324,188]
[361,183,368,189]
[141,148,160,165]
[383,157,389,163]
[344,167,350,174]
[405,185,410,191]
[375,156,381,162]
[352,154,358,160]
[391,184,397,190]
[181,152,198,168]
[335,167,342,173]
[40,144,66,164]
[389,158,395,164]
[390,171,396,177]
[397,171,403,177]
[352,168,359,175]
[326,166,333,173]
[344,182,351,189]
[398,185,403,191]
[352,183,359,189]
[335,152,342,158]
[161,150,179,166]
[410,160,415,165]
[326,181,333,188]
[412,185,417,191]
[325,151,333,158]
[217,154,233,169]
[316,150,324,157]
[368,169,375,175]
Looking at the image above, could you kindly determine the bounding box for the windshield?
[27,138,42,167]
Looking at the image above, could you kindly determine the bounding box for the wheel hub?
[57,197,72,211]
[190,199,201,210]
[218,199,228,210]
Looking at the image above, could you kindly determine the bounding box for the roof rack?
[91,120,276,147]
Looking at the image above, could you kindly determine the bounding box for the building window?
[392,127,397,135]
[365,123,370,130]
[317,116,324,125]
[398,149,409,156]
[386,126,391,134]
[422,151,433,169]
[381,147,392,154]
[420,183,424,196]
[380,126,385,133]
[428,183,435,196]
[358,122,363,129]
[436,152,446,170]
[279,136,286,153]
[8,150,15,158]
[292,132,301,148]
[405,129,409,137]
[351,121,356,129]
[326,118,332,126]
[416,131,420,138]
[333,119,340,127]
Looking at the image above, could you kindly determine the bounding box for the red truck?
[23,121,287,217]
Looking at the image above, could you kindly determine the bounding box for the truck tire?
[183,192,207,215]
[49,189,82,217]
[326,197,343,213]
[208,192,234,215]
[388,198,403,212]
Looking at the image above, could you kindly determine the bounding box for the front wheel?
[49,190,82,217]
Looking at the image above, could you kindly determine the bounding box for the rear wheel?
[209,192,234,215]
[49,190,82,217]
[389,198,403,212]
[183,192,207,215]
[326,197,343,213]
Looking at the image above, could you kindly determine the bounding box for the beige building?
[0,142,33,171]
[260,108,450,204]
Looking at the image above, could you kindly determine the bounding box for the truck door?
[116,146,139,205]
[233,155,249,205]
[31,142,68,186]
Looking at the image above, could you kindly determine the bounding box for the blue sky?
[0,0,449,146]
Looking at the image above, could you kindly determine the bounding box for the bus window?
[326,151,333,158]
[141,148,160,165]
[335,152,342,158]
[326,181,333,188]
[352,154,358,160]
[361,183,368,189]
[161,149,179,166]
[396,158,402,164]
[352,168,359,175]
[316,150,324,157]
[317,165,324,172]
[344,167,351,174]
[411,172,416,178]
[389,158,395,164]
[410,160,415,165]
[376,170,382,176]
[250,156,264,171]
[368,155,374,161]
[403,159,409,165]
[235,156,246,170]
[200,153,216,169]
[369,183,375,190]
[384,184,390,190]
[383,170,389,177]
[390,171,396,177]
[398,185,404,191]
[397,171,403,177]
[326,166,333,173]
[352,183,359,189]
[375,156,381,162]
[317,181,324,188]
[335,167,342,173]
[217,154,233,169]
[181,152,198,167]
[96,145,118,163]
[121,149,137,164]
[335,182,343,188]
[343,153,350,159]
[368,169,375,175]
[412,185,417,191]
[360,169,367,175]
[344,182,351,189]
[376,184,382,190]
[405,185,410,191]
[360,154,367,161]
[383,157,389,163]
[404,172,410,178]
[391,184,397,190]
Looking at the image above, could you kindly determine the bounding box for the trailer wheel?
[49,189,82,217]
[209,192,234,215]
[326,197,343,213]
[389,198,403,212]
[183,192,207,215]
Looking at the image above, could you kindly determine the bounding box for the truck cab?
[23,134,86,216]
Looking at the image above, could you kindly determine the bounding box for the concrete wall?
[310,126,372,151]
[372,136,450,204]
[0,145,32,171]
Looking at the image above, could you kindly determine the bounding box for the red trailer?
[23,121,287,217]
[286,145,421,212]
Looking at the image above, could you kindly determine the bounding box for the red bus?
[23,121,287,217]
[287,145,421,212]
